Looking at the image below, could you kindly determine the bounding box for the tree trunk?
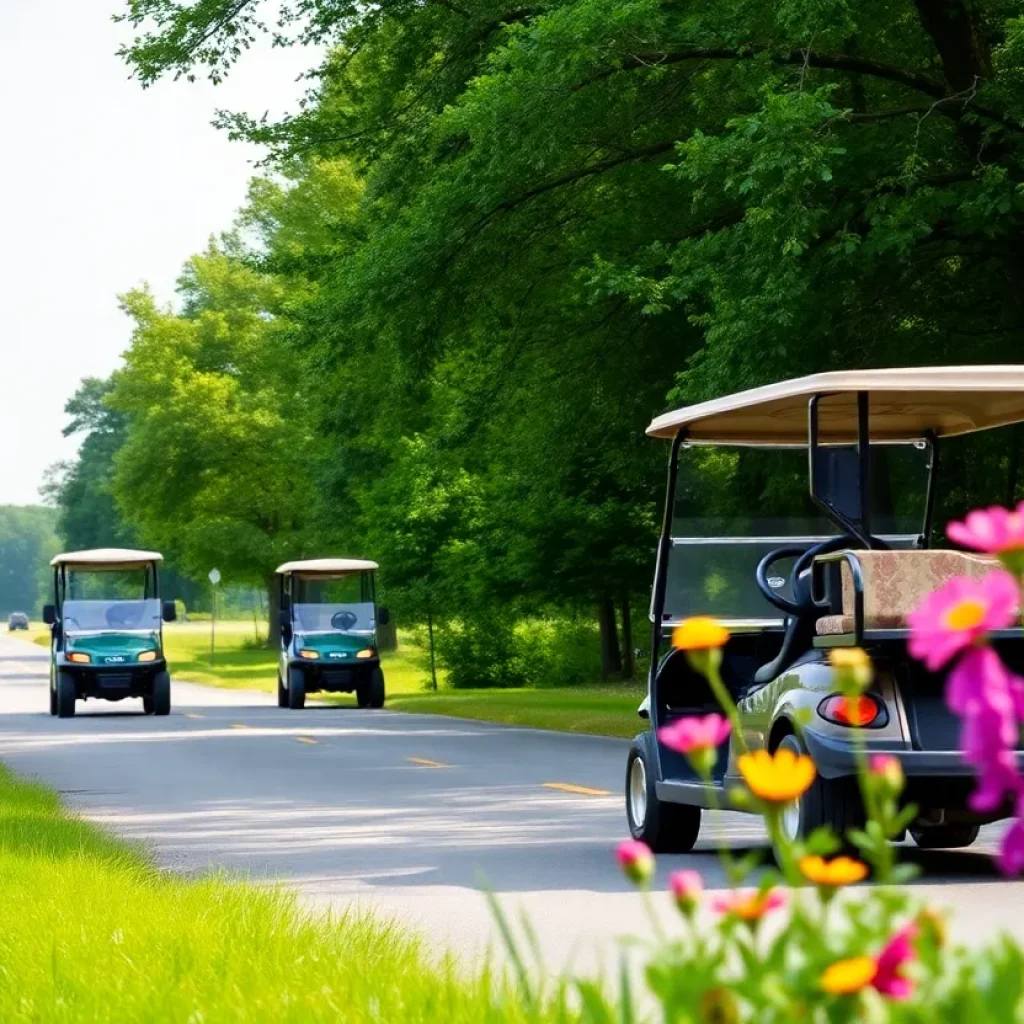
[620,597,634,681]
[598,597,622,680]
[266,574,281,647]
[427,609,438,690]
[377,617,398,652]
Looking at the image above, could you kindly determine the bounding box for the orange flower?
[672,617,729,651]
[711,888,785,921]
[799,855,868,887]
[737,748,816,803]
[821,956,877,995]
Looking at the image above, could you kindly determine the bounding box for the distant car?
[7,612,29,631]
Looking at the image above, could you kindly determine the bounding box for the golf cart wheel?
[357,668,386,709]
[625,733,701,853]
[277,672,288,708]
[142,696,155,715]
[56,671,76,719]
[775,733,864,855]
[287,666,306,709]
[910,824,980,849]
[151,671,171,716]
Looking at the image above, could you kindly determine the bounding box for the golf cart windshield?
[664,445,929,625]
[61,567,159,635]
[292,572,375,634]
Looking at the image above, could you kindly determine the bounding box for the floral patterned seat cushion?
[814,550,999,636]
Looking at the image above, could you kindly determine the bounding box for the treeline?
[52,0,1024,684]
[0,507,59,617]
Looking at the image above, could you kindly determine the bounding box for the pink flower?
[999,808,1024,876]
[969,748,1023,813]
[948,504,1024,555]
[658,714,731,754]
[869,754,904,792]
[710,888,785,921]
[907,570,1019,671]
[668,869,702,914]
[616,840,654,885]
[872,923,919,1000]
[946,645,1015,717]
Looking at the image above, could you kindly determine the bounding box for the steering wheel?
[106,603,142,629]
[330,610,358,631]
[756,536,860,616]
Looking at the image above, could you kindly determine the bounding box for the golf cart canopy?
[50,549,164,570]
[276,559,379,575]
[647,366,1024,444]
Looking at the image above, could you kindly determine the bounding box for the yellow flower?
[672,617,730,651]
[821,956,877,995]
[916,907,947,948]
[799,855,869,887]
[828,647,873,689]
[737,748,816,803]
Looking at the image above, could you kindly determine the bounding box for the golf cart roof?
[50,548,164,570]
[275,558,379,575]
[647,366,1024,444]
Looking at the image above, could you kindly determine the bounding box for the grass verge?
[19,622,643,739]
[0,763,573,1022]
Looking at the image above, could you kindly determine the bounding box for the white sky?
[0,0,312,505]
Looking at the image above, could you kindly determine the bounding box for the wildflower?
[711,888,785,921]
[829,647,873,690]
[737,747,816,804]
[948,504,1024,573]
[916,908,947,949]
[998,808,1024,876]
[672,617,729,651]
[668,869,702,916]
[971,749,1024,814]
[907,570,1019,671]
[799,855,868,887]
[820,956,877,995]
[616,840,654,885]
[659,714,730,775]
[873,924,919,999]
[869,754,905,795]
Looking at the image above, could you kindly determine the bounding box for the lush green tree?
[0,506,59,617]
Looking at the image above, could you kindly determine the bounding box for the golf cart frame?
[276,558,389,710]
[43,548,177,718]
[627,367,1024,854]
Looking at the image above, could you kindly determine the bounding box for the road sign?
[208,568,221,585]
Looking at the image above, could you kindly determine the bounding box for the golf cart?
[43,548,177,718]
[276,559,388,709]
[626,367,1024,854]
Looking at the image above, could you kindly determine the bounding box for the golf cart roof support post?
[922,432,939,548]
[857,390,872,544]
[648,429,686,727]
[807,393,873,548]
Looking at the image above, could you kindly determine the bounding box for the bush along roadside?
[589,503,1024,1021]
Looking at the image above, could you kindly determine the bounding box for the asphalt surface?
[1,631,1023,973]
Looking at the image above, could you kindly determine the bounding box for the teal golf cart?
[276,559,388,709]
[43,549,177,718]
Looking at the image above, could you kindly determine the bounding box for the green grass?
[0,763,577,1022]
[19,621,644,739]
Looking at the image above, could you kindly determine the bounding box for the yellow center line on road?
[296,737,318,745]
[230,723,249,730]
[184,713,204,720]
[407,757,451,768]
[543,782,612,797]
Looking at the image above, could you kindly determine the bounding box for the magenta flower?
[869,754,904,793]
[969,749,1023,813]
[658,714,731,754]
[872,923,919,1000]
[616,840,655,885]
[907,570,1020,671]
[668,869,702,915]
[948,504,1024,555]
[999,807,1024,876]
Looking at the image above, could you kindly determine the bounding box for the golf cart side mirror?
[377,606,390,626]
[162,601,177,623]
[42,604,56,626]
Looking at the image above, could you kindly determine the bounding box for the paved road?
[0,633,1022,973]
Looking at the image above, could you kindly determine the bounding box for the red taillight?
[819,694,881,727]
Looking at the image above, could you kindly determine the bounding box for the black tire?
[49,669,57,716]
[56,671,76,719]
[624,733,701,853]
[151,671,171,716]
[287,666,306,709]
[775,733,864,854]
[142,696,155,715]
[357,667,386,709]
[277,672,288,708]
[910,824,980,849]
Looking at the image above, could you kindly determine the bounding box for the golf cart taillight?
[819,694,881,727]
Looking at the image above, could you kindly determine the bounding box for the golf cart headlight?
[138,650,158,663]
[356,648,376,659]
[299,649,320,660]
[818,693,883,728]
[67,652,91,664]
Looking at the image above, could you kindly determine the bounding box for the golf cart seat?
[814,549,998,636]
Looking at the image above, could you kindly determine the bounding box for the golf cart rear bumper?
[803,728,1024,780]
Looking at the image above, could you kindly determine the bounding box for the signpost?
[208,568,221,665]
